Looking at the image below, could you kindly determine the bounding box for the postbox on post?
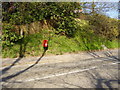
[43,40,48,51]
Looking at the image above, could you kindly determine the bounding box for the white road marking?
[18,66,97,82]
[17,62,119,82]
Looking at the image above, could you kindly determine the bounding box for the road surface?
[0,49,120,88]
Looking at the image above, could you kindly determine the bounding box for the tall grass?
[2,31,119,58]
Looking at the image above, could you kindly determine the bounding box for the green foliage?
[2,24,22,48]
[75,19,103,51]
[2,30,119,58]
[104,40,118,49]
[86,14,119,40]
[55,17,77,37]
[2,2,80,24]
[2,2,81,37]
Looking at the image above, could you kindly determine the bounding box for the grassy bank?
[2,19,119,58]
[2,31,119,58]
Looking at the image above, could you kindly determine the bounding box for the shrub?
[2,23,22,48]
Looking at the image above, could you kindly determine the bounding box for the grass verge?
[2,32,119,58]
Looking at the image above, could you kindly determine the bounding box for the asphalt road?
[1,49,120,88]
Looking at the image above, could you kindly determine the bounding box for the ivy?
[2,24,22,48]
[2,2,81,47]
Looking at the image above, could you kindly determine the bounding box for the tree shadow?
[103,50,120,61]
[96,77,119,90]
[1,57,23,75]
[36,76,83,89]
[81,35,119,61]
[87,51,100,58]
[1,49,46,82]
[61,77,83,88]
[80,35,100,58]
[1,36,28,75]
[19,38,27,58]
[87,69,119,89]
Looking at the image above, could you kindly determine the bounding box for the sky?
[105,1,119,19]
[106,10,118,19]
[80,0,119,2]
[82,1,119,19]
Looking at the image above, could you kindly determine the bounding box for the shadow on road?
[87,51,100,58]
[1,57,23,75]
[1,36,29,75]
[87,48,120,62]
[1,50,46,82]
[103,50,120,61]
[86,69,119,90]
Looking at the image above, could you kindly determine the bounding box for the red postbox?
[43,40,48,50]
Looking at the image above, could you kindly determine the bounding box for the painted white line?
[17,62,119,82]
[18,66,97,82]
